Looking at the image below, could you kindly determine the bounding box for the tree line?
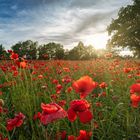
[0,41,104,60]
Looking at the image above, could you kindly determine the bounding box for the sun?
[84,32,109,49]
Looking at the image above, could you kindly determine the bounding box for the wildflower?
[11,65,17,71]
[6,112,25,131]
[123,68,132,73]
[40,103,67,125]
[72,76,96,98]
[77,130,92,140]
[62,76,71,84]
[99,82,107,89]
[10,52,19,60]
[68,135,76,140]
[56,84,63,91]
[38,75,43,79]
[20,61,26,68]
[52,79,59,85]
[51,94,58,101]
[33,112,41,120]
[8,50,13,53]
[130,83,140,94]
[13,71,18,77]
[63,67,70,72]
[130,94,140,108]
[56,84,63,94]
[66,87,73,93]
[58,100,66,107]
[67,99,93,123]
[128,74,133,78]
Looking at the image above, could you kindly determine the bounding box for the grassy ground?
[0,59,140,140]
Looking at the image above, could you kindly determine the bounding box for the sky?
[0,0,132,50]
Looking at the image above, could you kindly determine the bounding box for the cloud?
[70,0,131,8]
[0,0,132,49]
[70,0,101,8]
[73,10,117,34]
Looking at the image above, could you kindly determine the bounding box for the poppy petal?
[78,110,93,123]
[67,108,77,122]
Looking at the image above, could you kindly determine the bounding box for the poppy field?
[0,53,140,140]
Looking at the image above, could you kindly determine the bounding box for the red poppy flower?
[11,65,17,71]
[130,83,140,94]
[99,82,107,89]
[20,61,26,68]
[10,52,19,60]
[130,94,140,108]
[67,99,93,123]
[66,86,73,93]
[123,68,132,73]
[38,75,43,79]
[62,76,72,84]
[58,100,66,107]
[68,135,76,140]
[72,76,96,98]
[13,71,18,77]
[63,67,70,72]
[77,130,92,140]
[14,59,20,67]
[33,112,41,120]
[56,84,63,91]
[6,112,25,131]
[40,103,67,125]
[8,50,13,53]
[52,79,59,85]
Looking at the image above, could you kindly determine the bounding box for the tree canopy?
[0,44,9,60]
[65,41,97,60]
[11,40,38,59]
[107,0,140,57]
[38,42,64,60]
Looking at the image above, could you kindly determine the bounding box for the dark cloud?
[34,33,73,43]
[74,10,117,34]
[69,0,131,9]
[70,0,101,8]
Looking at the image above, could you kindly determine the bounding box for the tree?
[66,41,97,60]
[0,44,4,59]
[0,44,9,60]
[81,45,97,60]
[66,41,85,60]
[107,0,140,57]
[38,42,64,60]
[11,40,38,59]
